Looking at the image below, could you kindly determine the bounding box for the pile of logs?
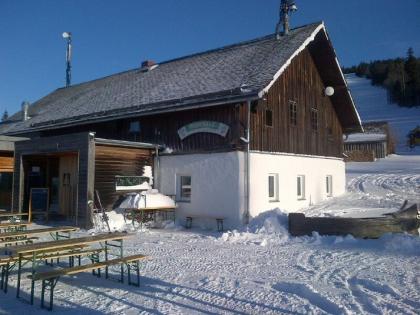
[289,201,420,239]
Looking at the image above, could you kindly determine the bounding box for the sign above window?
[177,121,229,140]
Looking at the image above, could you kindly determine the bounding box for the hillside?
[346,74,420,154]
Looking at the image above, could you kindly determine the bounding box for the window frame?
[268,173,279,202]
[297,175,305,200]
[326,175,333,197]
[265,108,273,127]
[176,174,192,203]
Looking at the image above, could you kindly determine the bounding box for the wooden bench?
[29,254,148,310]
[0,237,39,247]
[185,215,225,232]
[0,245,95,293]
[0,222,30,233]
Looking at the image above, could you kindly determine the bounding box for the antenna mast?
[276,0,298,39]
[62,32,72,87]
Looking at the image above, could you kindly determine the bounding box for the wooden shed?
[344,133,388,161]
[12,132,156,227]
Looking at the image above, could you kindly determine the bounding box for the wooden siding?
[41,105,240,154]
[0,155,14,172]
[94,144,153,210]
[247,48,343,157]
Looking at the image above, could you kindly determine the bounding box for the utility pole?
[62,32,72,87]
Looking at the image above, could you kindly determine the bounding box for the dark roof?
[1,22,362,135]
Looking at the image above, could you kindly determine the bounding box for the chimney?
[140,60,158,72]
[276,0,298,39]
[22,101,30,121]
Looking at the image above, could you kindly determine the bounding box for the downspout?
[155,145,160,190]
[244,100,251,224]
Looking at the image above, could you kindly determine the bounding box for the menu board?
[30,188,49,213]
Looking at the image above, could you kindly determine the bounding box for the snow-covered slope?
[346,74,420,154]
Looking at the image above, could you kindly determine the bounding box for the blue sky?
[1,0,419,116]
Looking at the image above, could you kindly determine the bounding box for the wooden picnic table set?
[0,215,149,311]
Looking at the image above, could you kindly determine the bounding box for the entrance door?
[59,155,78,219]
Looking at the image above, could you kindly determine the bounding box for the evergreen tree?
[1,110,8,122]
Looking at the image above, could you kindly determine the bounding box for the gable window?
[297,175,305,200]
[268,174,279,202]
[310,108,318,131]
[176,175,191,202]
[326,175,333,197]
[289,101,297,126]
[265,109,273,127]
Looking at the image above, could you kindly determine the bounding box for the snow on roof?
[344,133,387,143]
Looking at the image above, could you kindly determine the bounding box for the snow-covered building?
[0,22,362,228]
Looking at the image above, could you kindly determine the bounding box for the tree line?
[343,48,420,107]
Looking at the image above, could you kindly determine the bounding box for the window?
[297,175,305,200]
[265,109,273,127]
[326,175,333,197]
[268,174,279,202]
[289,101,297,126]
[310,108,318,131]
[177,175,191,202]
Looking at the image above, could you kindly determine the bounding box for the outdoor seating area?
[0,213,149,311]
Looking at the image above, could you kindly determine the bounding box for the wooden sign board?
[29,188,49,221]
[178,121,229,140]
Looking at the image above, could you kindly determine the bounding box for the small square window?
[326,175,333,197]
[297,175,305,200]
[265,109,273,127]
[268,174,279,202]
[310,108,318,131]
[177,175,191,202]
[289,101,297,126]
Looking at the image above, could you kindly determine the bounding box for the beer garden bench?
[28,254,148,310]
[185,215,225,232]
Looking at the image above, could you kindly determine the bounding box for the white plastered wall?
[249,152,345,217]
[157,152,245,229]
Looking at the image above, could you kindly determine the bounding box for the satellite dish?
[325,86,335,97]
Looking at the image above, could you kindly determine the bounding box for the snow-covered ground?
[305,155,420,218]
[1,156,419,315]
[346,74,420,155]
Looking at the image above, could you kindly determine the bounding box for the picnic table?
[0,222,31,233]
[0,212,31,223]
[0,226,79,246]
[125,207,176,226]
[3,232,133,304]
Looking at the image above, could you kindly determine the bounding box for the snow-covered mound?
[346,74,420,154]
[91,209,128,232]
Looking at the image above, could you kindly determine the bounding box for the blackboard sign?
[30,188,49,214]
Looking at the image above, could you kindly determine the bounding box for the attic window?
[289,101,297,126]
[265,109,273,127]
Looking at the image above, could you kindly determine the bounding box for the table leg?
[16,254,22,298]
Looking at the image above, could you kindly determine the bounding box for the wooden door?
[59,155,78,219]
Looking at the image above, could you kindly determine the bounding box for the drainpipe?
[155,145,160,190]
[240,100,251,224]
